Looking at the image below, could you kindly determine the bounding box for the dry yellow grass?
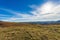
[0,24,60,40]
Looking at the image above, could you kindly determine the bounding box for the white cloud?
[1,1,60,22]
[30,1,60,21]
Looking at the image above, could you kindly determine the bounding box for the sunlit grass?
[0,24,60,40]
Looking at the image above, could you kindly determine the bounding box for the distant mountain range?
[28,20,60,24]
[18,20,60,24]
[0,20,60,25]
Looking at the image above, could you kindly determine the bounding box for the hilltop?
[0,20,60,27]
[0,21,60,40]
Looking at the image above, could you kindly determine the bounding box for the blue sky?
[0,0,60,22]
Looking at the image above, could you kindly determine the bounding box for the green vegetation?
[0,22,60,40]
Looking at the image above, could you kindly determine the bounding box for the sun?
[41,2,54,14]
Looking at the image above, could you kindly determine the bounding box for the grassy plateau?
[0,22,60,40]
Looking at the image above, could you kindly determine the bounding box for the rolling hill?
[0,21,60,40]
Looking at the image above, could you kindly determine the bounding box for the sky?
[0,0,60,22]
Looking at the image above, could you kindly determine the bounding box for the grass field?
[0,23,60,40]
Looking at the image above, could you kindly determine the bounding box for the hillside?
[0,21,60,40]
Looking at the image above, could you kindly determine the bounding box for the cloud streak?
[0,0,60,22]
